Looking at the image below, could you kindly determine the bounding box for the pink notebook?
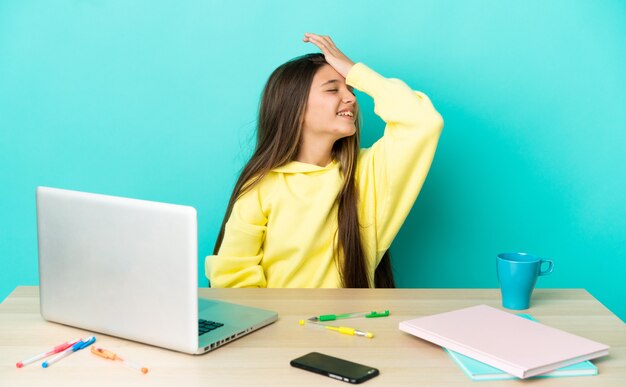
[399,305,609,379]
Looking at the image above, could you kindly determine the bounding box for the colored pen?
[16,338,81,368]
[308,310,389,322]
[299,320,374,338]
[42,336,96,368]
[91,346,149,374]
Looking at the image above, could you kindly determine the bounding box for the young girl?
[206,33,443,288]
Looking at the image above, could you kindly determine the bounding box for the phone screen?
[290,352,380,384]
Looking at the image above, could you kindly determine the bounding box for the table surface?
[1,287,625,386]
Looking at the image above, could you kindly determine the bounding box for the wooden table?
[1,287,624,386]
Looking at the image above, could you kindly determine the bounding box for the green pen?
[308,310,389,322]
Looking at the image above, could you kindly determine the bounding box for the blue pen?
[42,336,96,368]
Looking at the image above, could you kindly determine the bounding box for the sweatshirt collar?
[271,160,339,173]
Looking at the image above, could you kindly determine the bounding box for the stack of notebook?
[445,348,597,381]
[399,305,609,380]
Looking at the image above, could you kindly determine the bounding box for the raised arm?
[349,65,443,260]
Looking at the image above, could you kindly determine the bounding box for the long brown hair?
[213,53,395,288]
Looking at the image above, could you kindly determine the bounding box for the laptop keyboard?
[198,319,224,336]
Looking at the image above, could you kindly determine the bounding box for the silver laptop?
[36,186,277,355]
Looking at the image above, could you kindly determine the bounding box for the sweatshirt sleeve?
[347,63,443,259]
[205,185,268,288]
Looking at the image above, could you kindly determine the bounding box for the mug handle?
[539,259,554,276]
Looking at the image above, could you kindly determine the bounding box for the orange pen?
[91,346,148,374]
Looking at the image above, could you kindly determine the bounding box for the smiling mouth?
[337,111,354,118]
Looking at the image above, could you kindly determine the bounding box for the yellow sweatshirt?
[206,63,443,288]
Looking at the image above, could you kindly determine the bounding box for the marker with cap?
[308,310,389,322]
[16,338,81,368]
[299,319,374,338]
[42,336,96,368]
[91,346,149,374]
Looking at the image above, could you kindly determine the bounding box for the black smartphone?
[290,352,380,384]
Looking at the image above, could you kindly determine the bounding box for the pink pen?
[16,338,81,368]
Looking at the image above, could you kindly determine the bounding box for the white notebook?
[399,305,609,379]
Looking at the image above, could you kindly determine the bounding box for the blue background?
[1,1,624,321]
